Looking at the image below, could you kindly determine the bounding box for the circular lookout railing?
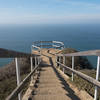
[32,41,64,51]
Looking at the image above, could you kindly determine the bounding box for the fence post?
[57,56,59,68]
[72,56,74,81]
[38,57,40,65]
[59,56,61,69]
[35,56,37,67]
[15,58,21,100]
[63,56,65,73]
[30,57,33,83]
[63,56,66,65]
[94,56,100,100]
[55,55,57,67]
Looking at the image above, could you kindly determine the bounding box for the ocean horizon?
[0,24,100,68]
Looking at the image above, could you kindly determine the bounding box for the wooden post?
[15,58,21,100]
[72,56,74,81]
[94,56,100,100]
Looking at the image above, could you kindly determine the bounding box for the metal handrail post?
[15,58,21,100]
[30,57,33,83]
[94,56,100,100]
[72,56,74,81]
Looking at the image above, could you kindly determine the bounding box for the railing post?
[35,56,37,67]
[63,56,66,65]
[31,57,33,72]
[15,58,21,100]
[39,56,41,63]
[63,56,66,73]
[30,57,33,83]
[55,55,57,67]
[38,57,40,65]
[72,56,74,81]
[94,56,100,100]
[59,56,61,69]
[57,56,59,67]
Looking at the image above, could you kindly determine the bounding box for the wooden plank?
[57,50,100,57]
[6,65,39,100]
[57,62,100,88]
[0,48,40,58]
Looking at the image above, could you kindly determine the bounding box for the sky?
[0,0,100,24]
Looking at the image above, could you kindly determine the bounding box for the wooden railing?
[56,50,100,100]
[0,48,41,100]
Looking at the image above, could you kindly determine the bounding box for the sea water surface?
[0,24,100,68]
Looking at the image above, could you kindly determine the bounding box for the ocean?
[0,24,100,68]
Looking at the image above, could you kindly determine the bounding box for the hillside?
[0,48,99,100]
[0,58,31,100]
[61,48,100,100]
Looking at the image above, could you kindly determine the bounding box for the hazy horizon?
[0,0,100,24]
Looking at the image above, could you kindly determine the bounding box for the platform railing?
[0,48,41,100]
[56,50,100,100]
[32,41,64,50]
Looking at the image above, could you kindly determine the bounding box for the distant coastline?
[0,24,100,68]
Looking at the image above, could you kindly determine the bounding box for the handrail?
[0,48,40,58]
[56,50,100,100]
[32,41,64,50]
[57,61,100,88]
[0,47,41,100]
[57,49,100,57]
[6,64,40,100]
[53,41,64,45]
[33,41,52,44]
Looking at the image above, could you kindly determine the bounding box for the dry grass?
[0,58,31,100]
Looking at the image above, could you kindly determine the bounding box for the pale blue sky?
[0,0,100,24]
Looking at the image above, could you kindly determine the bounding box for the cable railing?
[56,50,100,100]
[0,48,41,100]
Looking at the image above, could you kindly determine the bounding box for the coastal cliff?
[0,48,99,100]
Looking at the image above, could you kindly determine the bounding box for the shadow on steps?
[48,56,81,100]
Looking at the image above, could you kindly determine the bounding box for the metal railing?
[1,41,100,100]
[32,41,64,51]
[56,50,100,100]
[0,48,41,100]
[1,41,64,100]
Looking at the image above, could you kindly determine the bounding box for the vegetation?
[0,48,100,99]
[0,58,31,100]
[61,48,100,100]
